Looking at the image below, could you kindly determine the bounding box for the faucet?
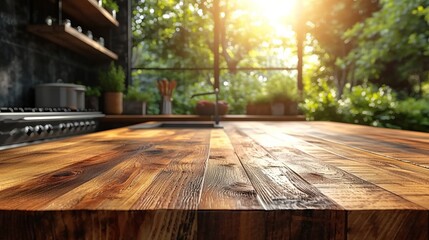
[191,88,222,128]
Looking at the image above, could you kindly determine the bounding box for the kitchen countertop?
[0,121,428,239]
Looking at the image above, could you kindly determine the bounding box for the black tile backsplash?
[0,0,103,107]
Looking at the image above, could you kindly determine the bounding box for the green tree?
[345,0,429,95]
[132,0,300,114]
[305,0,379,97]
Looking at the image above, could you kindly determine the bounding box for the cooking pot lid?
[36,83,86,91]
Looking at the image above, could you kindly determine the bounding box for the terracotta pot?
[104,92,123,115]
[246,103,271,115]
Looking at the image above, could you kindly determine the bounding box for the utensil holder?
[162,96,172,114]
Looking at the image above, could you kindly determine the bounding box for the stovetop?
[0,107,105,150]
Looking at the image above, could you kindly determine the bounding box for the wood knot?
[305,173,324,181]
[145,149,164,155]
[220,163,236,167]
[224,182,256,196]
[209,155,226,160]
[52,170,80,178]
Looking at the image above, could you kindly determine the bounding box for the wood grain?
[62,0,119,27]
[276,123,429,209]
[225,124,340,210]
[27,25,118,61]
[238,122,424,210]
[198,129,262,210]
[1,121,429,239]
[347,210,428,240]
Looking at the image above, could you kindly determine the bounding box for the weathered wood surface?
[0,121,428,239]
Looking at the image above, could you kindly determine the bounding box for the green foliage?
[301,78,341,121]
[130,0,429,133]
[345,0,429,93]
[131,0,300,114]
[99,62,125,92]
[102,0,119,12]
[266,74,297,102]
[305,0,380,96]
[85,86,101,97]
[251,94,271,104]
[391,97,429,131]
[302,81,429,131]
[124,83,153,102]
[338,84,397,127]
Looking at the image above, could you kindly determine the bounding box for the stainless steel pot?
[35,83,86,109]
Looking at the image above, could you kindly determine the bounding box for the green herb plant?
[99,62,125,92]
[85,86,101,97]
[124,83,152,102]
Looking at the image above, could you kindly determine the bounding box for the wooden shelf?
[62,0,119,27]
[27,25,118,61]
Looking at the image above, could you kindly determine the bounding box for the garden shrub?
[338,84,397,127]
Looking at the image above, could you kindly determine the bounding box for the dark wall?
[0,0,130,107]
[112,0,132,87]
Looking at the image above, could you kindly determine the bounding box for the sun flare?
[238,0,298,39]
[247,0,298,24]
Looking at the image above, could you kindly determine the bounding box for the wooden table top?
[0,121,428,239]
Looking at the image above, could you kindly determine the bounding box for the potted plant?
[246,94,271,115]
[85,86,101,111]
[123,83,152,115]
[268,92,299,116]
[99,62,125,115]
[266,75,298,116]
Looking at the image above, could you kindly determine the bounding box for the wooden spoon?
[169,80,176,97]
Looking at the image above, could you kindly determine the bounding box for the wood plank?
[285,132,429,208]
[0,210,196,239]
[27,25,118,61]
[347,210,428,240]
[237,122,423,210]
[0,142,150,210]
[197,210,345,240]
[131,129,211,210]
[51,129,202,210]
[224,124,340,210]
[307,122,429,167]
[197,211,267,240]
[198,129,262,210]
[1,121,429,239]
[43,141,173,210]
[0,143,117,191]
[62,0,119,27]
[0,128,161,191]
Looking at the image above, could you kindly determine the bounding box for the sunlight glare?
[248,0,298,24]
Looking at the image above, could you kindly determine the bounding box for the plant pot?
[246,103,271,115]
[104,92,123,114]
[284,101,298,115]
[271,102,285,116]
[123,100,146,115]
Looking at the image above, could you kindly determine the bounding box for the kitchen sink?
[129,121,223,129]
